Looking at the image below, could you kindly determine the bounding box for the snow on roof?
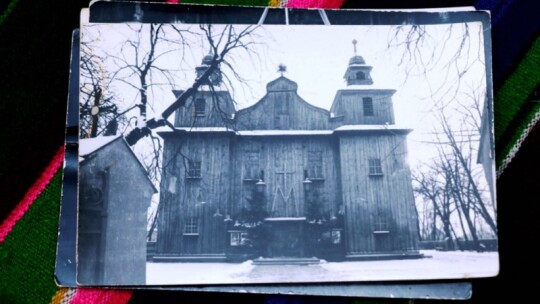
[79,135,158,193]
[237,130,333,136]
[334,125,412,132]
[162,126,411,136]
[264,217,307,221]
[173,127,234,132]
[339,85,396,92]
[79,135,121,157]
[348,64,371,68]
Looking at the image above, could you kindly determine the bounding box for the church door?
[266,220,305,257]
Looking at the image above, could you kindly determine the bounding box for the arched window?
[356,71,366,80]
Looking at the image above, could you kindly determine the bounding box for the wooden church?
[154,41,421,262]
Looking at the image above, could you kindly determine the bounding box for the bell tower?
[195,51,223,86]
[330,39,396,126]
[172,50,235,128]
[343,40,374,86]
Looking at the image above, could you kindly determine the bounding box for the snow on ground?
[146,250,498,285]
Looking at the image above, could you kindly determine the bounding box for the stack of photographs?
[56,1,498,300]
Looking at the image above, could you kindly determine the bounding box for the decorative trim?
[498,109,540,177]
[286,0,344,9]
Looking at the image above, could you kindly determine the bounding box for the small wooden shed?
[78,136,157,285]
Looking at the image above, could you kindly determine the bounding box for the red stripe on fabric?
[286,0,344,8]
[70,288,132,304]
[0,146,65,243]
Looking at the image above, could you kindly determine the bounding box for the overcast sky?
[82,21,488,173]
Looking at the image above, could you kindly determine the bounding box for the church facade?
[154,46,421,262]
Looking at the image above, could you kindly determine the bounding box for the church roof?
[160,126,412,136]
[334,124,412,133]
[338,84,397,93]
[265,76,298,92]
[349,55,366,65]
[201,53,214,65]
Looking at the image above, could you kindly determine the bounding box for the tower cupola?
[195,50,223,86]
[343,40,374,86]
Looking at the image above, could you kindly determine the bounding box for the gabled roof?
[79,135,158,193]
[79,135,121,157]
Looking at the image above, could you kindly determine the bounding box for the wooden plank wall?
[339,133,419,254]
[230,136,342,220]
[235,78,331,131]
[332,91,395,126]
[173,90,235,128]
[79,140,153,284]
[157,134,231,255]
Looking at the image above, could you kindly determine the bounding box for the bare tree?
[80,24,191,138]
[124,24,261,146]
[413,165,458,250]
[81,24,261,185]
[79,38,124,138]
[438,111,497,236]
[387,23,484,105]
[389,22,496,250]
[413,93,496,251]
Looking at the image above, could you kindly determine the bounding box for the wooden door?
[267,221,304,257]
[374,233,392,252]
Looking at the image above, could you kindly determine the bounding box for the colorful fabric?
[495,36,540,172]
[0,151,66,303]
[0,0,538,303]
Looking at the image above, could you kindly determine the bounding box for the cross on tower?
[352,39,358,55]
[278,64,287,76]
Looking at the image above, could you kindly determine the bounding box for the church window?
[183,217,199,235]
[373,212,390,233]
[244,151,260,180]
[308,150,323,179]
[363,97,374,116]
[356,71,366,80]
[368,158,383,175]
[194,98,206,117]
[187,160,201,178]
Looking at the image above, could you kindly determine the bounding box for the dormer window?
[363,97,374,116]
[194,98,206,117]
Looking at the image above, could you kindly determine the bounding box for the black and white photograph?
[77,13,498,286]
